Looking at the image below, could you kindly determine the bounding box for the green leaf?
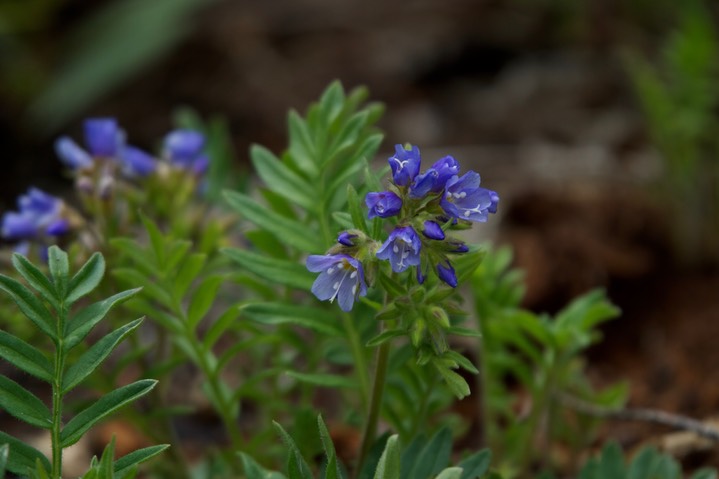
[0,431,50,477]
[435,365,470,399]
[173,252,206,301]
[203,306,241,349]
[223,191,319,253]
[598,443,625,479]
[273,422,313,479]
[222,248,315,291]
[373,434,400,479]
[0,376,52,428]
[628,446,659,479]
[405,426,452,479]
[66,252,105,305]
[114,445,170,478]
[0,274,56,340]
[251,144,315,210]
[64,288,142,351]
[60,379,157,447]
[347,184,368,233]
[446,326,482,338]
[62,318,144,393]
[238,452,287,479]
[366,329,406,348]
[240,303,342,336]
[287,110,318,177]
[444,351,479,375]
[691,470,718,479]
[0,330,52,382]
[113,268,173,309]
[436,468,464,479]
[458,449,492,479]
[317,415,341,479]
[11,254,57,308]
[0,443,8,478]
[187,275,223,329]
[47,246,69,298]
[285,371,358,389]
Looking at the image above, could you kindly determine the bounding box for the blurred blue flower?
[388,144,421,187]
[306,254,367,312]
[376,226,421,273]
[365,191,402,219]
[337,231,358,246]
[440,171,498,222]
[163,129,209,175]
[1,188,69,241]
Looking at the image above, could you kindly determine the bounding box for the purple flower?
[409,156,460,198]
[422,220,445,240]
[337,231,357,246]
[436,260,458,288]
[388,144,421,187]
[121,146,157,177]
[84,118,122,157]
[376,226,421,273]
[365,191,402,219]
[163,129,209,174]
[1,188,68,240]
[55,137,93,169]
[440,172,498,222]
[306,254,367,312]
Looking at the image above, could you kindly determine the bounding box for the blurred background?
[1,0,718,461]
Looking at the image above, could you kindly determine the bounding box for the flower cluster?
[307,143,498,311]
[1,188,74,257]
[55,118,209,197]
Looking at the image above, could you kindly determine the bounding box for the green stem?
[51,304,67,479]
[355,336,391,478]
[341,312,370,410]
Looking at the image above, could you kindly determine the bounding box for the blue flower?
[163,129,209,175]
[306,254,367,312]
[376,226,421,273]
[436,260,458,288]
[55,118,156,177]
[422,220,445,240]
[440,172,498,222]
[1,188,68,241]
[388,144,421,187]
[337,231,357,246]
[409,156,460,198]
[365,191,402,219]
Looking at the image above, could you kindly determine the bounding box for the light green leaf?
[113,268,172,309]
[0,431,50,477]
[435,365,470,399]
[64,288,142,351]
[285,371,357,389]
[222,248,315,291]
[60,379,157,447]
[224,191,319,253]
[319,81,345,127]
[47,246,69,298]
[240,303,342,336]
[66,252,105,305]
[0,376,52,428]
[62,318,144,393]
[11,254,57,308]
[436,468,464,479]
[0,330,53,382]
[374,434,400,479]
[446,326,482,338]
[366,329,405,348]
[186,275,222,329]
[114,445,169,478]
[173,252,206,301]
[251,144,315,210]
[347,184,368,233]
[317,415,341,479]
[273,422,313,479]
[0,274,56,340]
[238,452,287,479]
[287,110,318,177]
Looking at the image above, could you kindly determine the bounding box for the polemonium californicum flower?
[338,231,358,246]
[376,226,421,273]
[436,260,458,288]
[409,156,460,198]
[422,220,445,240]
[55,118,156,177]
[1,188,69,241]
[163,129,209,175]
[365,191,402,219]
[306,254,367,312]
[440,172,498,222]
[488,190,500,214]
[388,144,421,187]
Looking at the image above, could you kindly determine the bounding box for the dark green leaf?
[628,446,659,479]
[0,376,52,428]
[347,184,368,233]
[240,303,342,336]
[66,253,105,305]
[273,422,313,479]
[0,443,7,478]
[598,443,626,479]
[11,254,57,308]
[114,445,170,478]
[366,329,405,348]
[222,248,315,291]
[62,318,144,393]
[224,191,319,253]
[47,246,69,298]
[173,252,206,301]
[60,379,157,447]
[285,371,357,389]
[187,275,223,329]
[251,144,315,210]
[203,306,241,349]
[0,330,52,382]
[406,426,452,478]
[0,274,56,340]
[458,449,492,479]
[0,431,50,477]
[317,415,341,479]
[113,268,172,309]
[64,288,142,351]
[238,452,287,479]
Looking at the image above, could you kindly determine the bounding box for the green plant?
[0,246,167,478]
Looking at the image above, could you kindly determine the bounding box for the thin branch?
[556,393,719,442]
